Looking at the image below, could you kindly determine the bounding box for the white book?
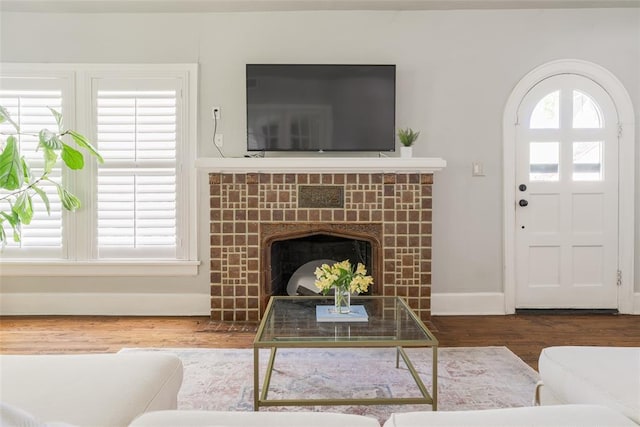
[316,305,369,322]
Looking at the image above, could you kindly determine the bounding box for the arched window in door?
[524,77,612,185]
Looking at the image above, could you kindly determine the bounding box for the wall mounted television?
[246,64,396,152]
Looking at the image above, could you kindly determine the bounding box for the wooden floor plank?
[1,314,638,371]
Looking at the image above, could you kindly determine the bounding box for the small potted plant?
[398,128,420,158]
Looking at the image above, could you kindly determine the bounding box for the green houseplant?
[398,127,420,158]
[0,105,103,247]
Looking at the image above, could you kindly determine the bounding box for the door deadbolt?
[519,184,527,191]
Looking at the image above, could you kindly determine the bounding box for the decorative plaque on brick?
[298,185,344,208]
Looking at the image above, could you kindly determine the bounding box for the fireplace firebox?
[261,223,382,308]
[269,234,373,297]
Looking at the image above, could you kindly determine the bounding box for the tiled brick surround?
[209,172,433,322]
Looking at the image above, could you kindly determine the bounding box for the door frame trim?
[503,59,636,314]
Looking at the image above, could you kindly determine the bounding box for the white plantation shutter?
[1,65,196,274]
[95,84,180,258]
[0,85,66,257]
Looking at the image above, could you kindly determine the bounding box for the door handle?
[519,199,528,207]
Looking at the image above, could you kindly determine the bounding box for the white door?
[515,74,619,309]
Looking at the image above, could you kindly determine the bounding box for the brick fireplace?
[207,158,444,323]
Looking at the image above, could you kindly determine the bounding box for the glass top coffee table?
[253,296,438,411]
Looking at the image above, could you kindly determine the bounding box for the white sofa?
[129,405,636,427]
[129,410,381,427]
[0,353,183,427]
[536,346,640,424]
[383,404,637,426]
[4,346,638,427]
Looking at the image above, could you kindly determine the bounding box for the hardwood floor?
[1,314,638,371]
[431,313,640,370]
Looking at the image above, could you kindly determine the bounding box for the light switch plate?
[472,161,485,176]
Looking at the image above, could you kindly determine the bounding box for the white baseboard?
[431,292,507,315]
[2,291,637,316]
[0,293,211,316]
[431,292,640,315]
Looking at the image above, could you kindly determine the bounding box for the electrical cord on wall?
[212,114,225,158]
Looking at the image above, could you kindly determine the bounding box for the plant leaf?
[0,136,24,190]
[0,210,21,243]
[68,130,104,164]
[32,185,51,215]
[13,192,33,225]
[397,128,420,147]
[0,105,19,132]
[48,107,63,132]
[61,143,84,170]
[39,129,63,150]
[0,222,6,248]
[42,146,58,174]
[0,210,18,227]
[21,157,32,183]
[55,184,81,211]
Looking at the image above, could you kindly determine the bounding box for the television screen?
[246,64,396,152]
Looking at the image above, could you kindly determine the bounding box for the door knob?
[519,199,528,207]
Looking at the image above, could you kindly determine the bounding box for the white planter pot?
[400,146,413,158]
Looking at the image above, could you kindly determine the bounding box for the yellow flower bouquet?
[314,260,374,313]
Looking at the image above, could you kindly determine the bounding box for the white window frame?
[0,64,199,276]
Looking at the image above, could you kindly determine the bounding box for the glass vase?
[334,288,351,314]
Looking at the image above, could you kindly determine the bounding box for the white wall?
[1,8,638,314]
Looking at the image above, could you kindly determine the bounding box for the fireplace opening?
[269,234,373,297]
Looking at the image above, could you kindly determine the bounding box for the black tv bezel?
[246,63,396,152]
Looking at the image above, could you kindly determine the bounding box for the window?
[530,90,560,129]
[0,65,198,275]
[573,90,603,129]
[573,141,603,181]
[529,141,559,181]
[95,82,180,258]
[0,77,70,258]
[525,85,608,183]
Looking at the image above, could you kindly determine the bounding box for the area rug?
[120,347,539,424]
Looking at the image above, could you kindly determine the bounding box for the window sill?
[0,260,200,277]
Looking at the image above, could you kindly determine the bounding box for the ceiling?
[1,0,639,13]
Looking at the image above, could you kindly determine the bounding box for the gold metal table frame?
[253,296,438,410]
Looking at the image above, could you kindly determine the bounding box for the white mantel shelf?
[195,157,447,173]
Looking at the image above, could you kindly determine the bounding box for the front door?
[515,74,619,309]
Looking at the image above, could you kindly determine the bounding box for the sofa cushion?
[538,346,640,423]
[0,401,76,427]
[0,353,183,427]
[130,410,381,427]
[1,401,45,427]
[383,404,637,427]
